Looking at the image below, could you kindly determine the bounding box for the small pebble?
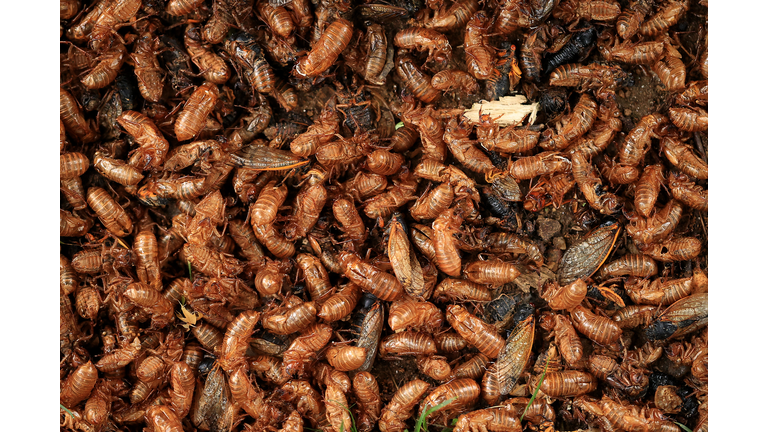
[624,109,632,116]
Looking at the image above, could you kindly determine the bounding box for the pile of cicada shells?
[60,0,708,431]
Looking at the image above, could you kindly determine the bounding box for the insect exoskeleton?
[86,187,133,237]
[446,304,504,358]
[294,19,353,78]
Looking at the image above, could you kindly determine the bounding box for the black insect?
[484,41,515,101]
[543,27,598,75]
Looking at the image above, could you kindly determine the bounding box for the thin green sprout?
[674,421,694,432]
[520,356,549,422]
[414,397,458,432]
[60,404,74,420]
[328,399,358,432]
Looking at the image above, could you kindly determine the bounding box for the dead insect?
[446,304,505,358]
[432,207,464,277]
[625,199,684,244]
[230,145,310,171]
[601,39,665,65]
[325,345,367,371]
[434,278,492,302]
[290,106,339,157]
[599,254,658,279]
[263,299,318,335]
[616,0,651,39]
[117,110,169,171]
[453,408,522,432]
[669,171,707,211]
[333,197,368,250]
[257,0,295,38]
[638,237,702,262]
[133,230,162,290]
[571,151,622,214]
[86,187,133,237]
[394,27,452,63]
[418,378,481,424]
[387,214,427,299]
[652,41,687,92]
[410,183,454,222]
[379,379,430,432]
[60,152,90,180]
[93,151,143,186]
[60,87,98,144]
[422,0,480,31]
[175,82,219,142]
[379,331,437,357]
[317,283,361,322]
[548,63,626,93]
[661,136,708,179]
[167,0,206,15]
[554,0,621,24]
[612,304,658,329]
[554,314,584,367]
[542,279,588,311]
[570,304,622,345]
[184,24,231,84]
[395,55,441,104]
[464,259,521,287]
[533,370,598,398]
[339,251,404,301]
[558,220,621,284]
[463,11,496,80]
[626,275,695,305]
[669,106,708,132]
[388,300,444,333]
[82,43,128,90]
[640,0,690,36]
[508,152,571,180]
[225,31,277,95]
[294,19,353,78]
[131,33,165,103]
[60,361,98,408]
[634,164,665,217]
[495,314,535,395]
[353,372,381,432]
[364,24,391,85]
[598,157,641,185]
[431,70,479,94]
[124,282,175,328]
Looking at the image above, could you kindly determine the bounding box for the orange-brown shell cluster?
[60,0,707,431]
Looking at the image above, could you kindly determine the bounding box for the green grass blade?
[395,122,405,130]
[415,397,457,432]
[328,399,357,432]
[674,421,693,432]
[187,261,193,281]
[521,356,549,422]
[60,404,74,419]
